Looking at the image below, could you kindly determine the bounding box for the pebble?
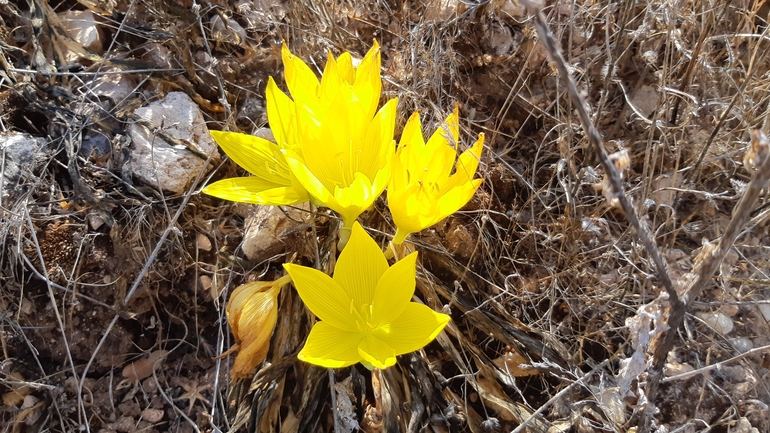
[129,92,219,194]
[141,408,164,423]
[241,203,311,264]
[698,311,734,335]
[59,10,104,61]
[0,132,50,203]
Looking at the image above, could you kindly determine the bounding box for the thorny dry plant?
[1,0,770,432]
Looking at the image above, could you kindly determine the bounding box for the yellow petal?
[202,177,308,205]
[291,88,366,190]
[426,105,459,150]
[443,133,485,192]
[316,88,369,183]
[285,155,336,206]
[420,142,456,185]
[210,130,289,184]
[437,178,483,218]
[416,109,460,183]
[369,157,392,205]
[333,222,388,304]
[353,40,382,120]
[359,98,398,179]
[388,152,409,194]
[389,181,441,238]
[320,51,347,103]
[358,334,397,369]
[282,42,320,104]
[388,186,420,242]
[298,321,362,368]
[398,111,424,151]
[283,264,356,332]
[293,91,324,138]
[335,51,355,84]
[372,303,449,357]
[266,77,297,150]
[371,252,417,325]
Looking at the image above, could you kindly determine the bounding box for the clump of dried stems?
[1,0,769,432]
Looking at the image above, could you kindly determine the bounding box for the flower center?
[349,299,377,332]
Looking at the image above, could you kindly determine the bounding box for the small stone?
[241,203,311,264]
[141,408,164,423]
[141,377,159,394]
[698,311,734,335]
[664,360,694,377]
[196,233,212,251]
[118,400,141,418]
[210,15,246,44]
[21,394,39,409]
[87,213,105,230]
[63,376,94,394]
[730,337,753,354]
[757,304,770,322]
[110,416,135,433]
[82,68,137,106]
[59,10,104,59]
[629,84,659,118]
[0,132,50,203]
[199,275,213,293]
[129,92,219,194]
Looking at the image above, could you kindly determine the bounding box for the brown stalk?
[520,1,770,430]
[641,130,770,431]
[518,0,677,302]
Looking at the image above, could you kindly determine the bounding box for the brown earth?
[1,0,770,432]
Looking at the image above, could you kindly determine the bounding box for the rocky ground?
[2,0,770,432]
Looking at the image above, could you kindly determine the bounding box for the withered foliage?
[1,0,770,432]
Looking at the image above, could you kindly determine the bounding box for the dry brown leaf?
[492,350,540,377]
[122,350,169,382]
[2,372,32,407]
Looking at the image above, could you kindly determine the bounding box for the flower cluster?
[208,42,483,374]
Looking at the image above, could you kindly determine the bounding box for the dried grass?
[1,0,770,431]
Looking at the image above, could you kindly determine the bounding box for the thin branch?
[519,0,677,302]
[642,130,770,430]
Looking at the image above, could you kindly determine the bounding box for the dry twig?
[642,130,770,430]
[518,0,677,304]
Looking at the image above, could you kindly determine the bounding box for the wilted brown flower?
[226,275,291,378]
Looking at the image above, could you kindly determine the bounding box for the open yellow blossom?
[204,41,396,246]
[284,222,449,369]
[274,42,398,242]
[226,275,291,378]
[388,106,485,244]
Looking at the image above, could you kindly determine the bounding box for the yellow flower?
[226,275,291,378]
[202,130,309,205]
[284,222,449,369]
[274,41,398,237]
[388,106,485,244]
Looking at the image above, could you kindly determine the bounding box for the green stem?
[338,224,352,250]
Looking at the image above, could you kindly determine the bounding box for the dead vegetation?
[1,0,770,432]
